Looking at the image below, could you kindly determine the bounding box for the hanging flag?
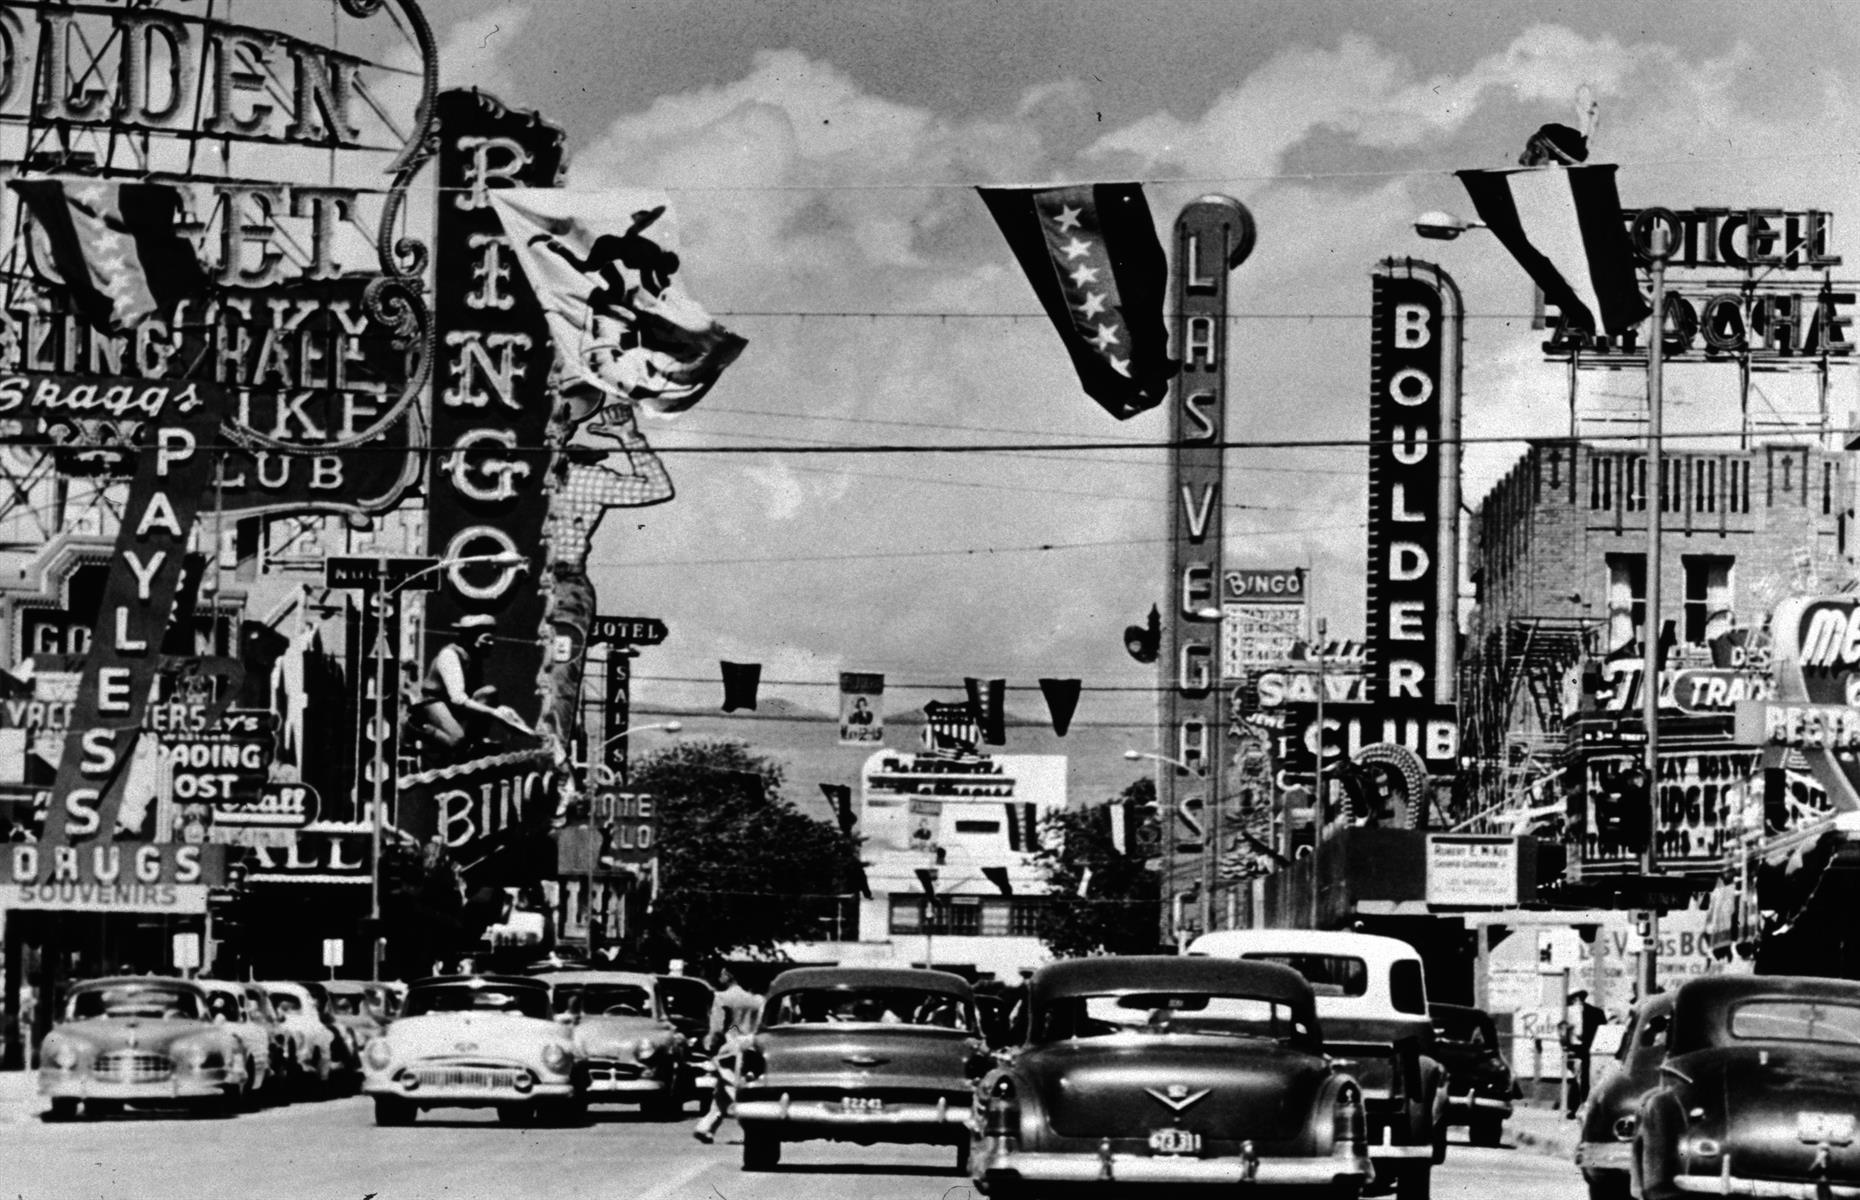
[965,677,1007,746]
[838,672,885,746]
[819,783,855,836]
[1038,678,1081,737]
[977,183,1174,419]
[1455,163,1649,335]
[489,188,747,418]
[11,178,207,336]
[720,661,761,712]
[981,865,1013,895]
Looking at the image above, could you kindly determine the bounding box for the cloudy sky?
[417,0,1860,737]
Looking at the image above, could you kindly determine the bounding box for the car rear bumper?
[588,1079,671,1097]
[1577,1142,1634,1171]
[1672,1173,1860,1198]
[977,1141,1373,1187]
[735,1094,972,1134]
[1446,1093,1513,1116]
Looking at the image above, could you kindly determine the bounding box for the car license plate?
[1798,1112,1856,1145]
[841,1097,885,1112]
[1149,1128,1201,1156]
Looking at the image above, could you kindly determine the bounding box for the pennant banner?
[838,671,885,745]
[12,179,207,336]
[1038,677,1082,737]
[1456,163,1649,335]
[977,183,1174,419]
[965,677,1007,746]
[721,661,762,712]
[489,188,747,418]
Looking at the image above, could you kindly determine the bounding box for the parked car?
[361,974,585,1126]
[533,970,709,1118]
[197,980,279,1101]
[1577,991,1675,1200]
[295,981,364,1087]
[320,980,392,1056]
[734,967,987,1172]
[1429,1003,1518,1147]
[1191,929,1447,1199]
[38,976,258,1119]
[1631,975,1860,1200]
[970,955,1373,1196]
[262,981,340,1094]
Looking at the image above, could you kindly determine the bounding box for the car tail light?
[1614,1115,1639,1141]
[984,1076,1020,1139]
[1334,1082,1366,1150]
[739,1047,766,1083]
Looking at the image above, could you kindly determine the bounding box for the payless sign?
[1365,261,1460,720]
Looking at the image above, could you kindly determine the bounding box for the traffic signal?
[1595,766,1652,857]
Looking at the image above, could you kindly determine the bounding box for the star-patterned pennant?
[11,178,207,336]
[978,182,1176,419]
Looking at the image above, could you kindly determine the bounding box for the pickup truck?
[1190,929,1448,1200]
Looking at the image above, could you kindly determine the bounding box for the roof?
[71,976,205,993]
[406,973,550,991]
[1188,929,1422,963]
[1029,956,1315,1010]
[530,970,658,988]
[767,966,973,998]
[1671,973,1860,1053]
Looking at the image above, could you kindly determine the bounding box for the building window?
[1695,459,1716,513]
[1682,556,1733,646]
[953,820,1000,834]
[1825,460,1837,515]
[1606,552,1646,653]
[1589,455,1613,511]
[1729,459,1750,513]
[1626,456,1647,512]
[1007,898,1047,937]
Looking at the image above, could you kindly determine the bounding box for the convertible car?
[1633,974,1860,1200]
[734,966,987,1171]
[1578,991,1674,1200]
[970,956,1373,1197]
[39,976,259,1119]
[361,974,585,1126]
[534,969,712,1117]
[1429,1003,1518,1147]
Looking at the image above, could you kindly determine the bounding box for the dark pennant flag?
[978,183,1175,419]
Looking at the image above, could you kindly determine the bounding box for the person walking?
[692,968,762,1144]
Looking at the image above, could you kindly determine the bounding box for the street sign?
[589,615,669,646]
[324,555,441,592]
[173,932,201,971]
[322,938,345,969]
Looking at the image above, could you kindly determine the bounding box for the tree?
[631,739,864,965]
[1032,776,1163,958]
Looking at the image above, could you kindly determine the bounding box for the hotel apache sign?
[1544,206,1853,367]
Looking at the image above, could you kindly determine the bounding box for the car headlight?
[364,1040,394,1071]
[634,1038,662,1062]
[177,1043,217,1071]
[43,1038,79,1071]
[541,1043,571,1075]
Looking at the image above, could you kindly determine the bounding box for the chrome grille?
[409,1067,524,1090]
[95,1051,172,1081]
[587,1059,643,1083]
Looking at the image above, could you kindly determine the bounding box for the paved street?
[0,1081,1586,1200]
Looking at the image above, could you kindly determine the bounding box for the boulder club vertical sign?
[1162,197,1254,917]
[424,90,566,725]
[1365,260,1461,718]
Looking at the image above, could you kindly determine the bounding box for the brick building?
[1463,439,1849,903]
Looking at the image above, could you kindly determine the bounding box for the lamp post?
[360,551,529,983]
[1311,615,1327,930]
[1637,216,1674,997]
[1124,748,1210,942]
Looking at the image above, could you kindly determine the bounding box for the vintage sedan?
[534,969,711,1117]
[1633,975,1860,1200]
[319,979,391,1056]
[972,956,1373,1197]
[263,980,340,1094]
[39,977,258,1119]
[198,980,279,1100]
[1429,1003,1518,1147]
[1578,991,1675,1200]
[735,967,988,1171]
[361,974,585,1126]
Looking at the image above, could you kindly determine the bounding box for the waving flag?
[489,189,746,418]
[11,178,206,335]
[1456,164,1649,335]
[978,183,1175,419]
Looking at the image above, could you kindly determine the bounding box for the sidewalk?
[1508,1102,1581,1162]
[0,1069,41,1125]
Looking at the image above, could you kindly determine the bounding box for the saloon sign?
[1735,595,1860,812]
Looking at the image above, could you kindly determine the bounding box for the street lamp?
[597,720,682,751]
[1124,748,1214,942]
[367,551,529,983]
[1412,211,1487,241]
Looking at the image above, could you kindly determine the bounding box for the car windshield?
[68,984,202,1022]
[269,992,304,1015]
[1035,991,1311,1043]
[1241,954,1368,998]
[327,993,367,1017]
[404,984,551,1020]
[205,991,244,1022]
[1729,999,1860,1046]
[764,987,973,1030]
[1433,1010,1494,1046]
[555,983,653,1018]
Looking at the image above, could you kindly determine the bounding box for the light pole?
[1125,748,1210,941]
[1311,615,1327,930]
[364,551,529,983]
[1636,215,1674,998]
